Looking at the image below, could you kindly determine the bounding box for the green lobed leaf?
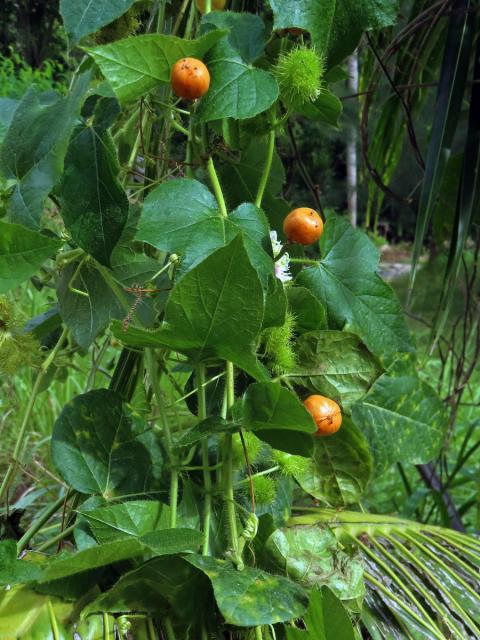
[286,587,356,640]
[59,97,128,266]
[351,366,448,476]
[0,222,62,293]
[297,216,413,362]
[283,418,373,506]
[265,526,365,602]
[126,236,268,380]
[185,554,308,626]
[85,30,226,104]
[288,330,382,409]
[51,389,164,497]
[0,74,91,228]
[137,178,275,285]
[60,0,136,44]
[196,13,278,122]
[270,0,399,67]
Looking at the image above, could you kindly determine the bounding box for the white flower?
[270,230,292,283]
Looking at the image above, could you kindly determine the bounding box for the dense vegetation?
[0,1,478,639]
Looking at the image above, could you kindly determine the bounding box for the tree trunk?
[347,52,359,227]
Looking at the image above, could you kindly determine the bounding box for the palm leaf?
[430,32,480,350]
[409,0,475,300]
[290,509,480,640]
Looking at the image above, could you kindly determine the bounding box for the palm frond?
[290,509,480,640]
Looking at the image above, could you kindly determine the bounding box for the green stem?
[163,617,176,640]
[17,492,70,553]
[172,0,192,35]
[146,617,156,640]
[197,364,212,555]
[205,0,212,13]
[103,613,110,640]
[0,327,69,504]
[207,156,228,217]
[47,601,60,640]
[255,128,275,208]
[255,627,263,640]
[289,258,319,266]
[223,362,239,554]
[36,523,76,552]
[146,350,177,527]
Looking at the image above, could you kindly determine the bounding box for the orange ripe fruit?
[196,0,226,13]
[304,395,342,436]
[170,57,210,100]
[283,207,324,245]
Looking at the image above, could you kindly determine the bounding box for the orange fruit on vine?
[304,395,342,436]
[283,207,323,245]
[196,0,226,13]
[170,57,210,100]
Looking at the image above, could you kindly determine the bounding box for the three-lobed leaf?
[297,216,413,362]
[289,330,382,409]
[196,12,278,122]
[86,30,226,104]
[351,361,448,476]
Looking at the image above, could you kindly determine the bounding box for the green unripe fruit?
[274,45,325,109]
[232,431,263,468]
[261,311,296,375]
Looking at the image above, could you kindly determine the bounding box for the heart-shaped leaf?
[196,13,278,122]
[86,30,225,104]
[51,389,164,497]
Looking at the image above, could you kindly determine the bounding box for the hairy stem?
[207,156,228,217]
